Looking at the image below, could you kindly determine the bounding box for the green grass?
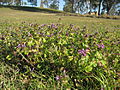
[0,6,120,31]
[0,6,120,89]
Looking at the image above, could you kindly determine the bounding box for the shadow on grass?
[0,5,63,13]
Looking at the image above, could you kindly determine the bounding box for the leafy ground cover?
[0,7,120,89]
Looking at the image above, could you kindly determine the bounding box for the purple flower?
[101,44,105,48]
[17,44,21,48]
[29,23,33,27]
[22,43,26,47]
[96,44,105,48]
[85,34,89,37]
[38,32,44,36]
[51,24,55,27]
[66,32,69,36]
[78,49,87,56]
[95,32,98,35]
[28,32,32,37]
[46,34,54,37]
[46,35,51,37]
[96,44,101,48]
[17,43,26,48]
[51,24,57,29]
[58,37,61,38]
[41,24,46,27]
[55,75,62,80]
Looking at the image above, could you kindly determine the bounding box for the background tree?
[40,0,44,7]
[49,0,59,9]
[0,0,13,5]
[102,0,120,15]
[43,0,49,8]
[63,0,76,13]
[63,0,73,12]
[28,0,37,6]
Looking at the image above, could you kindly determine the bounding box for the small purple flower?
[55,75,62,81]
[22,43,26,47]
[29,23,33,27]
[85,34,89,37]
[66,32,69,36]
[38,32,44,36]
[17,44,21,48]
[95,32,98,35]
[28,32,32,37]
[101,44,105,48]
[17,43,26,48]
[78,49,87,56]
[96,44,105,48]
[58,37,61,38]
[51,24,58,29]
[96,44,101,48]
[41,24,46,27]
[47,35,51,37]
[51,33,54,36]
[51,24,55,28]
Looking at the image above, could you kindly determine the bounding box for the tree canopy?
[63,0,120,15]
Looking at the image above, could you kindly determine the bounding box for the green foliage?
[0,22,120,89]
[0,7,120,89]
[49,0,59,10]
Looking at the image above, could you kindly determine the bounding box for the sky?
[23,0,65,10]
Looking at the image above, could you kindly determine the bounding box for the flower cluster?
[96,44,105,48]
[17,43,26,48]
[78,48,90,56]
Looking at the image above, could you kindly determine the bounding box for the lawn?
[0,6,120,89]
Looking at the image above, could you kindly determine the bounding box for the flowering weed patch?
[0,22,120,89]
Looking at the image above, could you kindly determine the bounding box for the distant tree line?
[0,0,37,6]
[40,0,59,9]
[0,0,120,15]
[63,0,120,15]
[0,0,25,5]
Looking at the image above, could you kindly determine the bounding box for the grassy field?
[0,6,120,89]
[0,6,120,31]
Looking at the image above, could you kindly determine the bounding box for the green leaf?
[95,51,102,59]
[85,66,93,72]
[43,38,46,43]
[6,55,12,60]
[28,41,35,47]
[101,60,106,65]
[68,56,73,61]
[44,54,47,58]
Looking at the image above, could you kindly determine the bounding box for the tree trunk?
[106,6,111,15]
[69,0,74,13]
[106,0,112,15]
[98,0,102,15]
[89,0,92,13]
[40,0,44,7]
[71,2,74,13]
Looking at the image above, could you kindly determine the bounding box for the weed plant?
[0,22,120,89]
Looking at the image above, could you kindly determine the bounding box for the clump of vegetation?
[0,22,120,89]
